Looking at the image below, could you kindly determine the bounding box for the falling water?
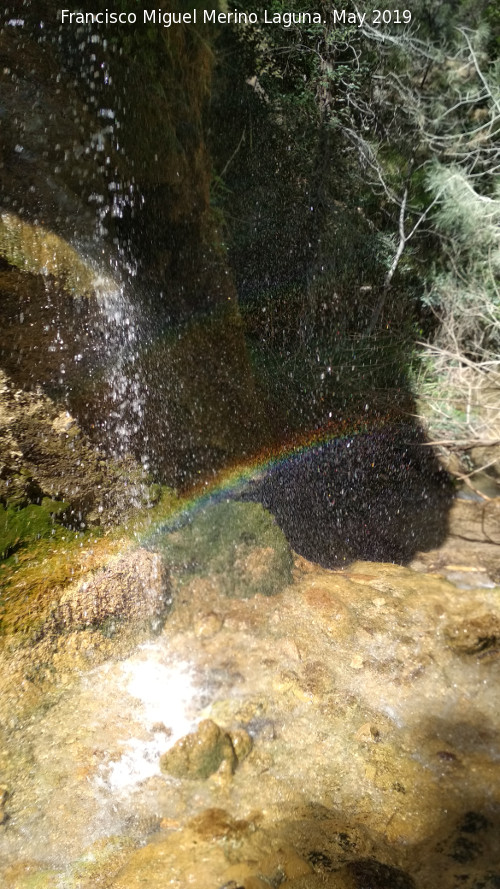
[1,7,500,889]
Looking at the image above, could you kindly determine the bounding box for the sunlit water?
[1,525,499,885]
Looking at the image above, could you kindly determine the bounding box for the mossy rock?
[0,498,69,560]
[160,719,237,780]
[155,500,292,598]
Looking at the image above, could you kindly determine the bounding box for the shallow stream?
[1,481,499,889]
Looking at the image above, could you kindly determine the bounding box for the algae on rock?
[154,500,293,598]
[0,498,69,560]
[160,719,238,780]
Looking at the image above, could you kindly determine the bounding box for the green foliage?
[423,165,500,358]
[427,166,500,251]
[230,0,370,127]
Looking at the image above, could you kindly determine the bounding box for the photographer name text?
[59,9,412,28]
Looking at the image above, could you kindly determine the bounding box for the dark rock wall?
[0,3,267,486]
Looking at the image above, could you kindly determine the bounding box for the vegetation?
[3,0,499,504]
[208,0,500,459]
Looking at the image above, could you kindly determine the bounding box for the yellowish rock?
[159,719,237,779]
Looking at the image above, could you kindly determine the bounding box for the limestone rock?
[448,498,500,545]
[445,614,500,656]
[193,611,223,638]
[345,858,416,888]
[229,728,253,763]
[0,370,151,528]
[48,550,170,634]
[159,720,237,780]
[108,811,313,889]
[156,500,293,598]
[51,411,77,436]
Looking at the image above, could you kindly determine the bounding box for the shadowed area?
[240,424,453,568]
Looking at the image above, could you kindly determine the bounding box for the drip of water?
[93,275,144,460]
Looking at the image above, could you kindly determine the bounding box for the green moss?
[0,484,181,637]
[0,498,71,560]
[155,500,292,597]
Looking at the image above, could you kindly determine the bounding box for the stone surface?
[156,500,293,598]
[108,812,314,889]
[0,370,150,530]
[159,720,237,780]
[229,728,253,763]
[409,497,500,583]
[0,785,8,825]
[1,497,500,888]
[449,498,500,545]
[47,550,170,634]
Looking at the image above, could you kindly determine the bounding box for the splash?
[101,652,197,791]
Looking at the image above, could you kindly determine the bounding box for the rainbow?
[143,413,391,544]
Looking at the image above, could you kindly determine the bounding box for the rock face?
[108,810,315,889]
[0,7,268,483]
[0,370,150,543]
[48,549,170,634]
[410,496,500,584]
[0,786,8,826]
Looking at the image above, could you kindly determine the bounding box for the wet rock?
[156,501,292,598]
[0,212,100,298]
[286,877,353,889]
[159,720,237,780]
[0,370,151,530]
[151,722,172,737]
[354,723,381,744]
[218,878,267,889]
[236,846,312,883]
[459,811,492,834]
[48,550,170,634]
[107,812,246,888]
[188,808,250,839]
[51,411,77,436]
[194,611,223,638]
[445,615,500,656]
[108,812,313,889]
[139,315,270,486]
[228,729,253,763]
[301,584,354,641]
[68,836,136,887]
[2,863,60,888]
[448,832,483,864]
[3,533,500,887]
